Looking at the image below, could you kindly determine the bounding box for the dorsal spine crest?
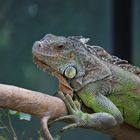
[86,45,140,77]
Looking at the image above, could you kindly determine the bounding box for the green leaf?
[54,135,61,140]
[0,136,7,140]
[9,110,17,115]
[19,113,31,121]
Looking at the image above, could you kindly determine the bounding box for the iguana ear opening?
[64,66,77,79]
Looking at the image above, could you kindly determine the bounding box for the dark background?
[0,0,140,140]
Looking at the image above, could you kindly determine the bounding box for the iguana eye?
[57,45,65,49]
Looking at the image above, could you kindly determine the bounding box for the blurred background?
[0,0,140,140]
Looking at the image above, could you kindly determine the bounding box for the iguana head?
[32,34,111,93]
[32,34,77,75]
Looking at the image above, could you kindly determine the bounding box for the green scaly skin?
[32,34,140,133]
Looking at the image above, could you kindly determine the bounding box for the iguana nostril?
[35,41,43,49]
[38,44,41,48]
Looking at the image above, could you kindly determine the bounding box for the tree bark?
[0,84,67,118]
[0,83,139,140]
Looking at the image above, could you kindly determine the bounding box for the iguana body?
[32,34,140,133]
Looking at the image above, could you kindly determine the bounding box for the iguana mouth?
[33,56,73,95]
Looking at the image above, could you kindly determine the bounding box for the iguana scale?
[32,34,140,139]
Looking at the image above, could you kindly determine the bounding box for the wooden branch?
[0,84,140,140]
[104,123,140,140]
[0,84,67,118]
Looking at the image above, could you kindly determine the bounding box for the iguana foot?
[49,91,120,132]
[49,91,93,132]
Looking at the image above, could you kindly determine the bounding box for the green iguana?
[32,34,140,138]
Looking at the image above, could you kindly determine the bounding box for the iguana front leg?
[50,91,123,132]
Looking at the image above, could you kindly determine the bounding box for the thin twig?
[7,113,18,140]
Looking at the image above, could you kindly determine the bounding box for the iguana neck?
[69,51,111,91]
